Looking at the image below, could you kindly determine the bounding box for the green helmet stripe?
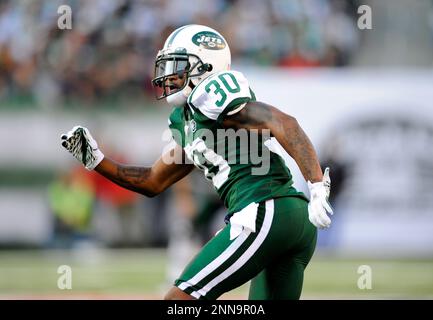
[167,25,192,47]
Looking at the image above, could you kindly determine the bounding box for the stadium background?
[0,0,432,299]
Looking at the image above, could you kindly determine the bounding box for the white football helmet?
[152,24,231,106]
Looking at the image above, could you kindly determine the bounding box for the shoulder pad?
[187,70,253,120]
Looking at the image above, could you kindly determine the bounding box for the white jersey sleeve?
[187,70,254,121]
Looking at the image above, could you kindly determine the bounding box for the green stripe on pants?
[175,196,317,300]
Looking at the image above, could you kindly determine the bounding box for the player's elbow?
[141,189,158,198]
[139,182,165,198]
[140,187,160,198]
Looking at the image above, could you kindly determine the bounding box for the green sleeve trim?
[216,96,251,123]
[249,88,256,101]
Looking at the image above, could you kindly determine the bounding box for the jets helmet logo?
[192,31,226,50]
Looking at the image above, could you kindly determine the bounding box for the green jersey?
[168,70,306,215]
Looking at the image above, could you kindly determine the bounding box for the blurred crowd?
[0,0,361,108]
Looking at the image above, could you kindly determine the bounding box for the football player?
[61,25,333,300]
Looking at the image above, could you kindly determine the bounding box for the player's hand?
[61,125,104,170]
[307,167,333,229]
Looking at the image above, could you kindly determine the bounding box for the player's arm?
[95,147,194,197]
[223,101,322,182]
[223,101,333,228]
[61,125,194,197]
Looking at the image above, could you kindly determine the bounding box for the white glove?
[307,167,334,229]
[61,125,104,170]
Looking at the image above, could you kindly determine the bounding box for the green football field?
[0,249,432,299]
